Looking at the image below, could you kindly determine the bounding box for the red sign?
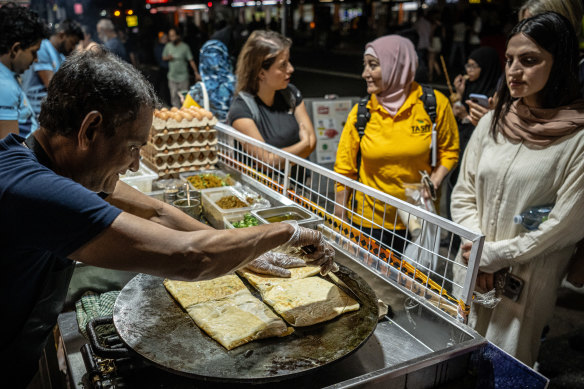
[146,0,168,4]
[317,106,329,115]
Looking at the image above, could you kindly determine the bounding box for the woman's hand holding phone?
[465,95,494,126]
[468,93,490,108]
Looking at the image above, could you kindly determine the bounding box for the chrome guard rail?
[214,122,484,323]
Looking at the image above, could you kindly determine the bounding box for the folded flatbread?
[238,265,321,289]
[186,289,293,350]
[164,275,292,350]
[163,274,247,307]
[239,270,360,327]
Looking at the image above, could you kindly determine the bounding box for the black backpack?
[355,84,437,172]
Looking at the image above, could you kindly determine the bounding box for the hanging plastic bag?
[401,180,442,274]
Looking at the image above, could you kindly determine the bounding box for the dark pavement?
[290,47,584,388]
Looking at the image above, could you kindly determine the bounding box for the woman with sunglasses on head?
[451,12,584,366]
[227,30,315,178]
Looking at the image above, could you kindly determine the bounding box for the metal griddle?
[113,264,379,383]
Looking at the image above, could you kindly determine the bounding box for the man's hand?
[245,251,306,277]
[283,224,338,275]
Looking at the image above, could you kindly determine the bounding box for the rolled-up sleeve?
[480,151,584,272]
[334,104,360,192]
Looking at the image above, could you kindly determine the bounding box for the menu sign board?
[311,99,353,164]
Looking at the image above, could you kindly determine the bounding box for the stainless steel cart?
[53,122,549,388]
[213,121,484,323]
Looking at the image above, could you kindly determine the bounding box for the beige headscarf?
[501,99,584,146]
[365,35,418,116]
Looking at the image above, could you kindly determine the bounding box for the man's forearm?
[107,181,213,231]
[70,213,295,281]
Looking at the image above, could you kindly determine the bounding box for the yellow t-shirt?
[334,82,459,230]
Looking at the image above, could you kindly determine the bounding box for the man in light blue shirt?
[21,20,83,118]
[0,4,47,139]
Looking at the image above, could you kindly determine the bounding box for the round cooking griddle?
[113,264,378,383]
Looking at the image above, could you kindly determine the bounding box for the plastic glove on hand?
[246,251,306,278]
[283,222,338,276]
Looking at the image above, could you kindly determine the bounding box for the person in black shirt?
[227,30,316,179]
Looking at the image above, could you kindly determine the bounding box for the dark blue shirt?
[0,134,122,382]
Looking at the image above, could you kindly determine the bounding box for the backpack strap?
[239,88,297,123]
[419,84,438,167]
[238,91,260,124]
[353,86,437,174]
[355,95,371,174]
[199,81,210,111]
[419,84,437,122]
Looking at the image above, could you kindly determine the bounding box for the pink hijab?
[365,35,418,116]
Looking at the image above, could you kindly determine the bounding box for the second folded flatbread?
[239,269,360,327]
[238,265,321,289]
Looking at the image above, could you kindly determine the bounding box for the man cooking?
[0,47,336,387]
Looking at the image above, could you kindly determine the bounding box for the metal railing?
[214,122,484,323]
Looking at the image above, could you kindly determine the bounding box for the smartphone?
[469,93,490,108]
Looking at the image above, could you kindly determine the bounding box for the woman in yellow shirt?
[334,35,459,255]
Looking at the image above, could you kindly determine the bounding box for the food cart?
[49,121,548,388]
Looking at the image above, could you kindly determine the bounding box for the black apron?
[2,136,76,386]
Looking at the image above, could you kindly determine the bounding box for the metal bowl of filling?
[252,205,322,229]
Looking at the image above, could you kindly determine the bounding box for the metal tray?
[112,264,378,383]
[251,205,323,230]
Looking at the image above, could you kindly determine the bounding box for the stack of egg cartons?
[142,106,219,179]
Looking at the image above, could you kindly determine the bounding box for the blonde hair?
[519,0,583,37]
[235,30,292,95]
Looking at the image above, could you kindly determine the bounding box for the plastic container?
[180,170,239,201]
[201,187,270,229]
[120,163,158,193]
[180,170,238,191]
[514,204,554,231]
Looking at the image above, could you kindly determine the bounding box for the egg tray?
[148,128,217,151]
[152,107,218,130]
[142,159,218,179]
[141,147,218,170]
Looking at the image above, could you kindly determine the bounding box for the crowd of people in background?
[2,0,584,384]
